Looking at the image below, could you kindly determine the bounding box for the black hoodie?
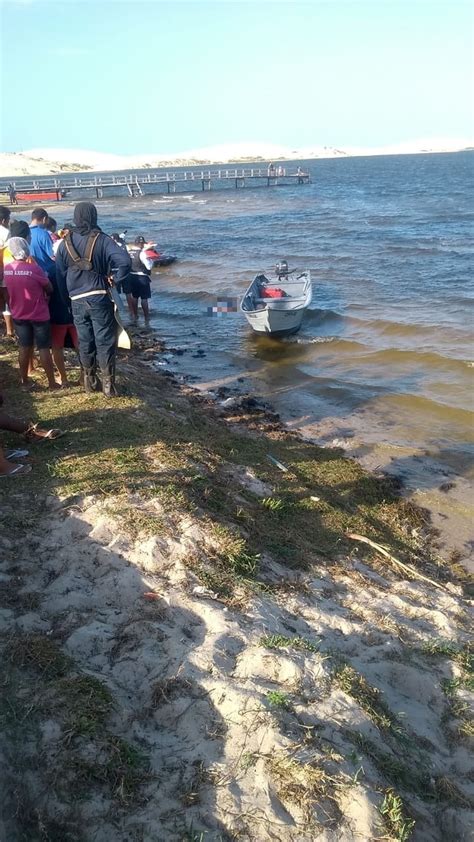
[55,203,131,299]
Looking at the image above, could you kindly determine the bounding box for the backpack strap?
[64,231,101,270]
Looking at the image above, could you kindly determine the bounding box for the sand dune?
[0,137,471,178]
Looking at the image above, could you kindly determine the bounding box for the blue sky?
[1,0,473,154]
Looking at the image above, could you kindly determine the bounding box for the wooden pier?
[0,167,310,202]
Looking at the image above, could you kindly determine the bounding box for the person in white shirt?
[125,235,154,323]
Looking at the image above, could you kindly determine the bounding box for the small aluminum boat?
[240,261,312,336]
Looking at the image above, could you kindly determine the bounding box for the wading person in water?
[55,202,131,397]
[125,236,154,324]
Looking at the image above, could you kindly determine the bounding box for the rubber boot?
[84,368,102,393]
[101,364,118,398]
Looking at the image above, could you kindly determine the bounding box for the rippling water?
[98,153,472,452]
[40,152,474,551]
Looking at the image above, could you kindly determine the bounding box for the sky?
[0,0,473,155]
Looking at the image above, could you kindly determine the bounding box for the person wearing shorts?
[126,236,154,323]
[49,268,82,387]
[3,238,59,390]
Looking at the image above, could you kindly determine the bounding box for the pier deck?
[1,167,310,201]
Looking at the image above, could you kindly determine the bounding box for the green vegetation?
[72,736,151,803]
[347,731,432,797]
[266,689,293,710]
[421,638,473,671]
[57,675,114,737]
[7,634,73,679]
[0,339,469,839]
[260,633,320,652]
[334,663,405,738]
[379,789,415,841]
[261,496,285,512]
[0,344,448,605]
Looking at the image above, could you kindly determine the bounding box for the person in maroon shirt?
[3,237,59,390]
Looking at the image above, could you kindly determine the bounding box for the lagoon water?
[39,151,474,556]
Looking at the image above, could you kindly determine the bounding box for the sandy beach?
[0,334,472,841]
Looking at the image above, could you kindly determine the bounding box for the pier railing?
[0,168,310,199]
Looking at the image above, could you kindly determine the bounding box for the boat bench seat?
[254,296,306,304]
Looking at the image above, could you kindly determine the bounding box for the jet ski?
[144,245,177,267]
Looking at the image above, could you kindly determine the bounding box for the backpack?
[64,231,100,271]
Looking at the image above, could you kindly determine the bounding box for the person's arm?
[104,236,131,286]
[34,263,53,296]
[139,248,154,272]
[34,229,56,273]
[55,241,68,288]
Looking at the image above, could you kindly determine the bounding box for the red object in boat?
[261,287,286,298]
[16,191,62,202]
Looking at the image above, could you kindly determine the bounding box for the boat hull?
[243,307,304,335]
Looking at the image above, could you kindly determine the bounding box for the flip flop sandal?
[0,463,32,477]
[5,449,30,460]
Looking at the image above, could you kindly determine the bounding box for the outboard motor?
[276,260,289,280]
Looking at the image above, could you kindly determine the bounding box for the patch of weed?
[57,675,114,737]
[421,639,472,673]
[266,690,293,711]
[441,677,474,744]
[260,634,320,653]
[379,789,415,841]
[261,497,285,512]
[151,675,199,708]
[266,752,343,828]
[347,731,433,799]
[8,635,72,678]
[73,736,151,804]
[334,663,405,738]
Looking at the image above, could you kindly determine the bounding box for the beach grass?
[0,339,471,840]
[0,345,458,602]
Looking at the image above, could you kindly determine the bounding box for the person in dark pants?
[126,236,154,323]
[55,202,131,397]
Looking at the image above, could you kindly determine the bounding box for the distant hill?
[0,139,472,178]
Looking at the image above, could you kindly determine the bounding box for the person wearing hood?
[55,202,131,397]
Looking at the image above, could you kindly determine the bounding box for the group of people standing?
[0,201,157,399]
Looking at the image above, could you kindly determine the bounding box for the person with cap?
[3,237,58,390]
[29,207,55,276]
[55,201,131,397]
[125,235,154,323]
[0,205,14,338]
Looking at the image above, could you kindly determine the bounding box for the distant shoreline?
[0,142,472,179]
